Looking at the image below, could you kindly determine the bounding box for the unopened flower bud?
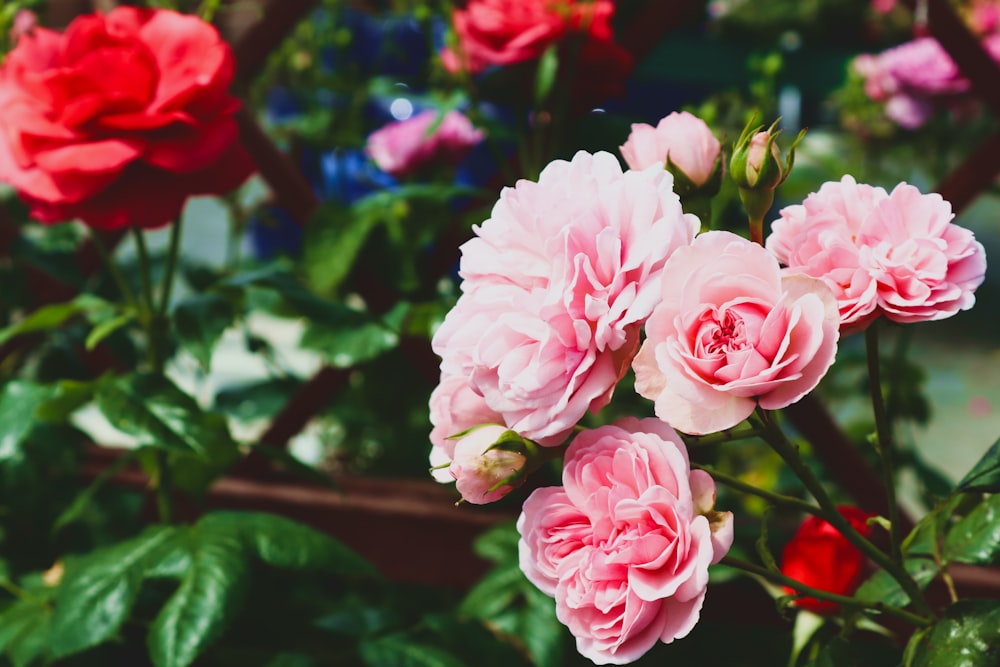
[449,425,529,504]
[730,117,805,244]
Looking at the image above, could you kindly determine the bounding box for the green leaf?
[214,378,302,422]
[50,526,184,657]
[85,311,135,351]
[854,556,940,608]
[0,294,112,346]
[906,600,1000,667]
[534,44,559,107]
[0,381,54,462]
[359,635,466,667]
[173,293,237,369]
[36,380,94,422]
[299,315,399,368]
[147,525,250,667]
[943,494,1000,565]
[471,521,519,563]
[53,448,142,533]
[0,597,53,667]
[303,202,381,296]
[199,512,377,578]
[957,435,1000,493]
[459,564,525,620]
[246,443,337,489]
[95,373,232,457]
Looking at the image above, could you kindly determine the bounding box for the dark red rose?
[780,506,876,614]
[0,7,254,229]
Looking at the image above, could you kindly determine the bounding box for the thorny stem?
[682,426,760,448]
[158,217,183,318]
[752,409,935,619]
[90,230,137,309]
[691,463,820,518]
[866,323,904,566]
[720,556,933,628]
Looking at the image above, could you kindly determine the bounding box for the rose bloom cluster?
[854,33,1000,129]
[428,107,987,662]
[0,7,253,229]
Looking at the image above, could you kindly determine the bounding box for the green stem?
[720,556,932,628]
[691,463,820,517]
[865,323,903,566]
[90,230,137,309]
[158,217,183,317]
[752,409,934,618]
[682,426,760,448]
[131,227,163,373]
[131,227,173,523]
[131,227,154,318]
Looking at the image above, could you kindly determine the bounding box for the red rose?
[440,0,632,100]
[0,7,253,229]
[780,506,876,614]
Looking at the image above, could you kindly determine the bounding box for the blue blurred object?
[323,7,433,79]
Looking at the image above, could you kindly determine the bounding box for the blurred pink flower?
[633,231,840,435]
[9,10,36,42]
[854,36,1000,128]
[619,111,721,187]
[432,151,698,445]
[518,418,732,664]
[365,109,483,177]
[768,176,986,328]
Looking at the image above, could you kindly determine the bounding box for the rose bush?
[0,6,252,228]
[633,231,840,435]
[518,418,733,664]
[780,506,876,614]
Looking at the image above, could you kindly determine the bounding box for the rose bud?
[730,117,804,243]
[448,425,529,505]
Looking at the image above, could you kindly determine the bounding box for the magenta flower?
[518,418,732,664]
[365,109,483,178]
[633,231,840,435]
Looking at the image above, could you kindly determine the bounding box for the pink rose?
[633,231,840,435]
[856,183,986,323]
[448,424,527,504]
[767,175,886,328]
[434,282,637,445]
[768,176,986,328]
[0,8,253,229]
[619,111,721,187]
[432,151,698,444]
[365,109,484,178]
[429,373,503,454]
[518,418,733,664]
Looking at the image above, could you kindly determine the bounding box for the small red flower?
[780,506,876,614]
